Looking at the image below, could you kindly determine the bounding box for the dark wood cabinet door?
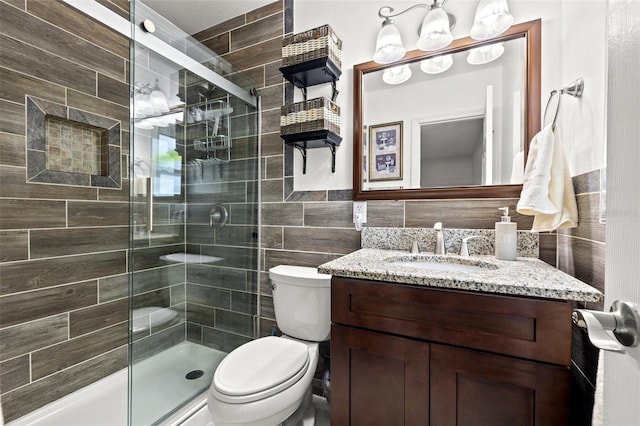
[331,324,430,426]
[430,345,570,426]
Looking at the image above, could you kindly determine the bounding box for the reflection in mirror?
[365,37,525,190]
[418,116,485,187]
[353,20,541,200]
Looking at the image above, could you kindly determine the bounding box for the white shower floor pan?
[9,341,226,426]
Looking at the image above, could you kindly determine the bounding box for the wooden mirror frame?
[353,19,541,200]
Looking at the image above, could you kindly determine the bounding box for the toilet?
[207,265,331,426]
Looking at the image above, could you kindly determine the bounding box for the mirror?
[353,19,541,200]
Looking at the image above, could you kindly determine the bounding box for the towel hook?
[543,77,585,129]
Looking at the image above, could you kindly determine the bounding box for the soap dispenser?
[495,207,517,261]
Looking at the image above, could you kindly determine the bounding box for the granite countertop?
[318,248,603,302]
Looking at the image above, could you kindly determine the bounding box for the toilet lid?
[213,336,309,403]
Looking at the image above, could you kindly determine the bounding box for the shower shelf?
[194,135,231,151]
[160,252,224,264]
[189,99,233,118]
[194,135,232,163]
[190,98,233,162]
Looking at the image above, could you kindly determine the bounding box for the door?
[483,85,494,185]
[602,0,640,424]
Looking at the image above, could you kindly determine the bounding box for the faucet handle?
[460,236,482,256]
[401,232,420,254]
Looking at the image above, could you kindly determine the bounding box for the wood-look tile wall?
[192,0,555,397]
[0,0,131,422]
[558,169,606,426]
[195,0,606,414]
[186,7,275,353]
[190,0,557,326]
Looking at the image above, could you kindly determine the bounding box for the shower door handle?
[147,177,153,232]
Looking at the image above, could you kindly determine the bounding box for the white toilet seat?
[208,337,319,426]
[212,336,310,404]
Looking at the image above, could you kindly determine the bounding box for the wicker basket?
[280,97,341,136]
[282,25,343,69]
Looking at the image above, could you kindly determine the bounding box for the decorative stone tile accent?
[45,117,102,175]
[26,96,121,189]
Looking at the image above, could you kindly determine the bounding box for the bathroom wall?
[192,0,293,337]
[291,4,607,423]
[193,0,607,417]
[0,0,130,422]
[560,169,606,425]
[556,3,607,425]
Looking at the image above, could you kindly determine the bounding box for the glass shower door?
[130,2,260,424]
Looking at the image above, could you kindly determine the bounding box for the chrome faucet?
[434,222,445,255]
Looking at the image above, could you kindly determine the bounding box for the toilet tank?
[269,265,331,342]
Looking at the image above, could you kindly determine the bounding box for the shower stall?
[128,2,261,424]
[1,0,261,424]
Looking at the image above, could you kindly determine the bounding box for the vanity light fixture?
[134,82,154,118]
[469,0,514,40]
[416,3,453,51]
[420,54,453,74]
[382,64,413,84]
[149,78,170,114]
[466,42,504,64]
[373,0,455,64]
[373,17,406,64]
[373,0,514,64]
[134,79,184,129]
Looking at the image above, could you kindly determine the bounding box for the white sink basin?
[389,255,498,273]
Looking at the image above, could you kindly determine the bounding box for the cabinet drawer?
[331,277,572,365]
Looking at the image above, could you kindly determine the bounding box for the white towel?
[591,351,604,426]
[517,124,578,232]
[510,150,524,184]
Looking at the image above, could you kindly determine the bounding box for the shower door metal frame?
[60,0,258,107]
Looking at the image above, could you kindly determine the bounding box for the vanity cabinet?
[331,277,572,425]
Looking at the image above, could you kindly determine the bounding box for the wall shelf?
[280,54,342,174]
[280,56,341,101]
[281,130,342,174]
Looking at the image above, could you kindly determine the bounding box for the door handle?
[573,300,640,353]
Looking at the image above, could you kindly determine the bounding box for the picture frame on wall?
[369,121,402,181]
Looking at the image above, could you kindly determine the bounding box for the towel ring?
[543,78,585,129]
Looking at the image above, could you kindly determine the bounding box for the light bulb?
[382,64,412,85]
[467,43,504,65]
[420,54,453,74]
[374,21,406,64]
[149,79,169,114]
[416,7,453,51]
[470,0,514,40]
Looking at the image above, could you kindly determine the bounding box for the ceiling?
[142,0,274,35]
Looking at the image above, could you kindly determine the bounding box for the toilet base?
[281,387,315,426]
